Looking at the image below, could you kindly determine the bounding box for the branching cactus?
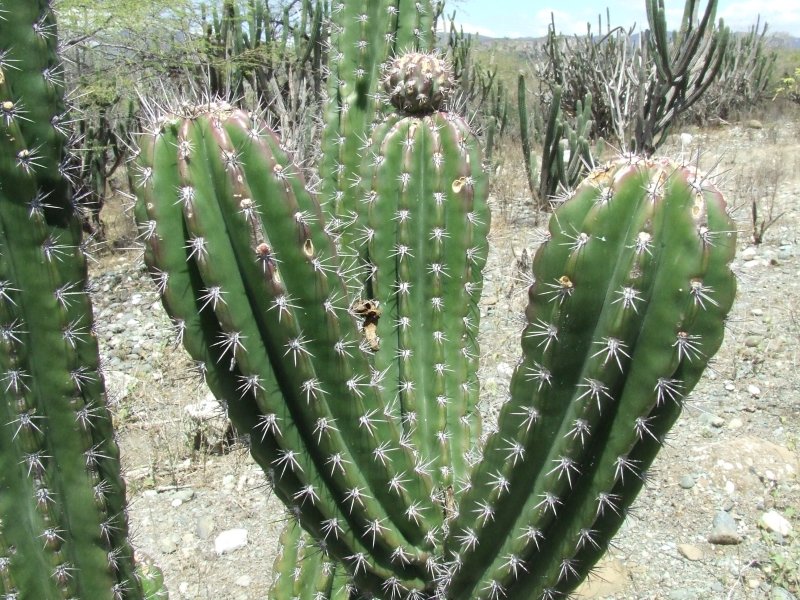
[0,1,161,599]
[132,2,737,600]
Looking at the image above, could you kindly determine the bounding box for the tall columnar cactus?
[518,75,598,206]
[0,1,154,598]
[132,2,737,599]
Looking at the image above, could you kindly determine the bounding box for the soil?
[93,111,800,599]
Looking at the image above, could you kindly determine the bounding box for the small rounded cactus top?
[383,52,454,115]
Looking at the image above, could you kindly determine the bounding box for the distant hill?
[444,31,800,50]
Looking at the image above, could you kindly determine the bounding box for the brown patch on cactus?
[352,299,381,352]
[302,238,314,257]
[452,177,467,194]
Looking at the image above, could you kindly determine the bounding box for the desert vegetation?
[0,1,798,599]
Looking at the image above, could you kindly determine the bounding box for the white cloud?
[719,0,800,34]
[444,20,501,38]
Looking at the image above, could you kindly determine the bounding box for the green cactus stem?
[134,103,452,594]
[446,156,736,599]
[357,106,489,490]
[0,1,146,598]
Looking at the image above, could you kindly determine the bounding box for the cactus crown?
[383,52,455,115]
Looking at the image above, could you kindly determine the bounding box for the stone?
[679,475,696,489]
[160,535,179,554]
[196,515,215,540]
[677,544,704,561]
[235,575,252,587]
[708,511,741,545]
[744,335,762,348]
[770,586,798,600]
[741,246,757,260]
[759,510,793,536]
[183,396,234,453]
[214,528,248,555]
[746,119,763,129]
[104,370,138,403]
[174,488,195,503]
[747,384,761,397]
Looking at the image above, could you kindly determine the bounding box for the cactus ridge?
[0,1,145,598]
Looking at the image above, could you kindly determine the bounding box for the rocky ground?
[92,113,799,599]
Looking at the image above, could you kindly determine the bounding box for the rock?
[679,475,696,489]
[744,335,762,348]
[746,119,763,129]
[183,396,234,453]
[677,544,704,561]
[747,384,761,397]
[496,362,514,378]
[160,535,179,554]
[173,488,195,503]
[668,590,695,600]
[708,511,741,545]
[770,586,798,600]
[235,575,252,587]
[196,515,215,540]
[104,370,138,403]
[741,247,758,260]
[214,528,248,555]
[759,510,793,536]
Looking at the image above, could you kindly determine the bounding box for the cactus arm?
[0,1,142,598]
[446,158,737,599]
[134,106,442,592]
[362,111,488,490]
[517,73,537,203]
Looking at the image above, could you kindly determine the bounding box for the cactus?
[135,11,737,600]
[537,0,730,155]
[0,1,159,599]
[518,74,599,207]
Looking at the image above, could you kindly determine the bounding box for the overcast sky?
[449,0,799,38]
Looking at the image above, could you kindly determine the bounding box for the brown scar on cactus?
[352,299,381,352]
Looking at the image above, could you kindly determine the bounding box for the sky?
[449,0,800,38]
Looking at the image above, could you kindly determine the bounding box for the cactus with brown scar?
[128,2,738,599]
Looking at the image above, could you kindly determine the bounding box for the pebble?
[747,384,761,397]
[677,543,704,561]
[668,589,694,600]
[235,575,252,587]
[214,528,248,555]
[174,489,195,503]
[770,586,798,600]
[196,515,215,540]
[160,535,179,554]
[759,510,793,536]
[744,335,762,348]
[679,475,695,489]
[741,247,757,260]
[708,511,741,545]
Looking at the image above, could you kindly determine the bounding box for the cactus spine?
[0,1,153,598]
[132,1,737,598]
